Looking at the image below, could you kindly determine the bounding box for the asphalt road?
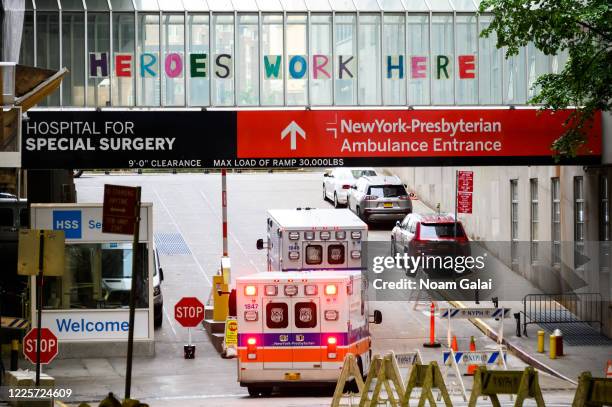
[37,171,577,406]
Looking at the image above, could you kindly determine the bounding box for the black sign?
[23,110,236,169]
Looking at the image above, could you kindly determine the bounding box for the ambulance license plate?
[384,203,393,208]
[394,353,417,367]
[284,372,301,381]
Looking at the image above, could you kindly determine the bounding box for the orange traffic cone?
[451,336,458,352]
[606,360,612,378]
[466,336,477,376]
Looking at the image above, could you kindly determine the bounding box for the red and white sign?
[23,328,58,365]
[174,297,205,328]
[457,170,474,214]
[237,109,601,160]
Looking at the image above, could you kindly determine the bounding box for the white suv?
[323,168,378,208]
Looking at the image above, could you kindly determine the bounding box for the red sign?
[237,109,601,160]
[175,297,205,328]
[102,184,139,235]
[457,170,473,193]
[23,328,58,365]
[457,192,473,214]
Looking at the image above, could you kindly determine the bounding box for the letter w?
[264,55,282,79]
[56,318,72,332]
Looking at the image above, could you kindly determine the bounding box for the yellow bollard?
[537,330,545,353]
[213,275,229,322]
[549,334,557,359]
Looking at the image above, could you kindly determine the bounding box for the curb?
[449,300,578,386]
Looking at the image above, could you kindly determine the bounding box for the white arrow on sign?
[281,121,306,150]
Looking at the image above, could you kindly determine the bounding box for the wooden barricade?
[468,366,545,407]
[331,353,365,407]
[572,371,612,407]
[360,353,405,407]
[401,361,453,407]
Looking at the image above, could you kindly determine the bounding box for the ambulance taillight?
[320,231,331,240]
[335,231,346,240]
[247,337,257,359]
[264,285,278,296]
[351,250,361,259]
[325,284,337,296]
[304,284,317,296]
[244,285,257,296]
[351,231,362,240]
[327,336,337,359]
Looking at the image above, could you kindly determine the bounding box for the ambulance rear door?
[263,297,293,369]
[291,297,321,369]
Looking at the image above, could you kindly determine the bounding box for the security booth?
[29,203,154,357]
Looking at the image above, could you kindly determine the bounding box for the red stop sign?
[23,328,58,365]
[174,297,205,327]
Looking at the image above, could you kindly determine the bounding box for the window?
[419,223,466,239]
[358,14,381,104]
[187,14,210,106]
[407,14,429,105]
[37,12,61,106]
[62,13,85,106]
[305,245,323,264]
[162,14,185,106]
[551,177,561,266]
[310,13,332,105]
[286,14,308,105]
[334,14,356,105]
[478,15,502,104]
[137,13,160,106]
[510,179,519,268]
[431,14,453,104]
[266,302,288,329]
[294,302,317,328]
[367,185,407,197]
[455,15,477,104]
[112,13,136,106]
[382,14,405,105]
[0,208,13,227]
[237,14,259,106]
[574,176,585,269]
[503,47,527,104]
[87,13,111,107]
[212,14,234,106]
[262,14,284,105]
[528,44,550,99]
[530,179,538,263]
[328,244,345,264]
[600,175,609,241]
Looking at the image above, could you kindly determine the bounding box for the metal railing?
[522,292,603,336]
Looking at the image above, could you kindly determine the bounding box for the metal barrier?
[522,292,603,335]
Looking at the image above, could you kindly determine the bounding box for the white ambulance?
[256,208,367,272]
[236,270,381,396]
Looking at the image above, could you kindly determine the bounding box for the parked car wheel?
[334,193,340,208]
[323,185,327,201]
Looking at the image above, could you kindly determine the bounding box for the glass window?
[266,302,289,328]
[61,0,85,11]
[478,15,502,104]
[335,14,356,105]
[294,302,317,328]
[306,0,331,10]
[419,223,466,239]
[183,0,209,10]
[367,185,407,197]
[528,44,550,99]
[305,244,323,264]
[310,13,332,105]
[137,14,160,106]
[158,0,184,10]
[530,179,538,264]
[574,176,585,269]
[431,14,453,104]
[358,14,381,105]
[162,14,185,106]
[504,47,527,104]
[36,12,61,106]
[383,14,405,105]
[286,14,308,105]
[112,13,136,106]
[407,14,429,105]
[87,13,110,107]
[237,14,259,106]
[61,13,85,106]
[187,14,210,106]
[455,15,477,104]
[212,14,234,106]
[510,179,518,241]
[379,0,405,11]
[85,0,110,11]
[552,49,569,74]
[134,0,159,11]
[19,11,35,67]
[600,175,610,241]
[552,177,561,266]
[281,0,308,11]
[328,244,345,264]
[262,13,284,105]
[42,243,149,310]
[110,0,135,11]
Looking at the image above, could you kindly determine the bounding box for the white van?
[256,208,367,272]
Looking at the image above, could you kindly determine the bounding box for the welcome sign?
[89,52,476,80]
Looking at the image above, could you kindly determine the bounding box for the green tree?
[479,0,611,157]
